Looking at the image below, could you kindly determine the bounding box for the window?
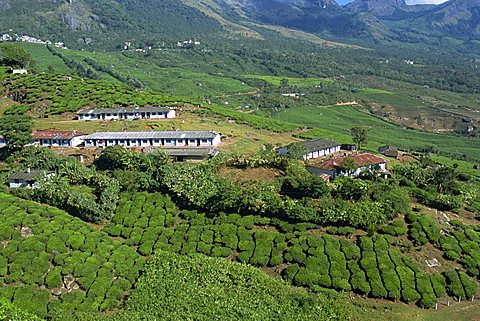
[201,139,208,143]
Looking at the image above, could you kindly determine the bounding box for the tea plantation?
[0,71,192,116]
[101,192,478,309]
[0,193,145,318]
[407,212,480,288]
[1,187,479,319]
[99,252,350,321]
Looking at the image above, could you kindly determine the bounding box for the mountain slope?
[424,0,480,39]
[345,0,407,17]
[0,0,479,51]
[0,0,229,48]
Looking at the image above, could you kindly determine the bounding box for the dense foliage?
[0,300,42,321]
[0,193,145,317]
[100,192,469,309]
[0,44,33,69]
[104,252,351,321]
[0,114,32,148]
[0,72,189,116]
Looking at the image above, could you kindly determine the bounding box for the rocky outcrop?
[60,1,98,31]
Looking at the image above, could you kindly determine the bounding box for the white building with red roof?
[307,153,387,179]
[32,131,86,147]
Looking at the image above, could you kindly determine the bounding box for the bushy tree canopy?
[0,44,33,68]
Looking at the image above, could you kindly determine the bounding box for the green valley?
[0,1,480,319]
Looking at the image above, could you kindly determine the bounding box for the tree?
[339,157,357,175]
[0,44,33,68]
[7,146,61,170]
[0,114,32,148]
[285,143,306,160]
[350,126,368,150]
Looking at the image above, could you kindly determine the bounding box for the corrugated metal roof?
[315,153,386,171]
[32,131,84,140]
[84,131,220,140]
[161,149,218,157]
[78,106,172,114]
[278,138,340,156]
[8,170,51,181]
[298,139,340,152]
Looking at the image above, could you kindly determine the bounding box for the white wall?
[211,134,221,146]
[79,109,176,121]
[71,136,85,147]
[9,180,26,189]
[304,146,340,160]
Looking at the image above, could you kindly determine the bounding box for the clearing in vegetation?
[243,74,335,87]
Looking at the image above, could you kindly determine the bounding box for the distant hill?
[0,0,479,51]
[0,0,230,49]
[345,0,408,17]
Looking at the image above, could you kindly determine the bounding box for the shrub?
[458,271,478,300]
[285,245,306,263]
[348,260,371,294]
[340,240,361,260]
[211,246,232,258]
[124,227,143,246]
[138,241,155,256]
[200,229,214,244]
[237,251,252,263]
[401,288,421,303]
[66,233,85,250]
[418,294,437,308]
[45,266,63,288]
[444,270,466,300]
[416,275,436,306]
[237,216,255,229]
[0,256,8,276]
[294,267,321,287]
[180,242,198,256]
[282,264,299,281]
[430,273,446,298]
[327,226,355,237]
[269,255,283,266]
[249,231,275,266]
[379,220,407,236]
[88,277,112,301]
[196,242,212,256]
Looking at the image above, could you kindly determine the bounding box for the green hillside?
[100,252,350,321]
[273,105,480,161]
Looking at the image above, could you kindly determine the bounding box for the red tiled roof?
[316,153,386,171]
[32,131,84,140]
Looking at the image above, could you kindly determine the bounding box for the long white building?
[84,131,221,148]
[77,107,176,121]
[277,138,341,160]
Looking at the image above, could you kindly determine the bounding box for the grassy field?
[18,43,71,74]
[359,88,394,95]
[273,105,480,161]
[59,49,255,98]
[243,74,334,87]
[355,298,480,321]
